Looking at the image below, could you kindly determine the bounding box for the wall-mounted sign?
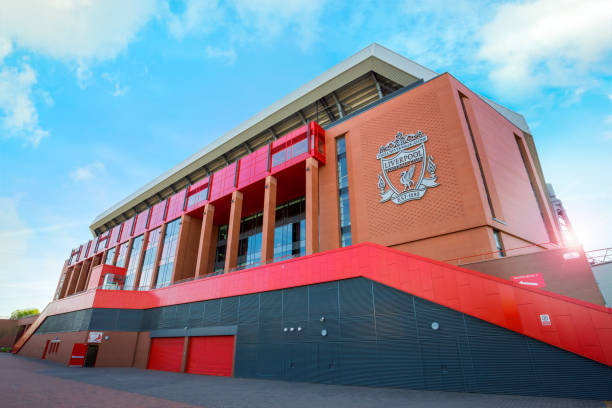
[510,273,546,288]
[88,331,103,343]
[377,130,439,205]
[539,314,552,326]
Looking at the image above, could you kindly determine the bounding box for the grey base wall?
[35,278,612,399]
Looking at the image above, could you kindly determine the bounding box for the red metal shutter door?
[186,335,235,377]
[68,343,87,367]
[147,337,184,372]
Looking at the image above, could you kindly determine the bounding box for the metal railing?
[443,242,561,265]
[585,247,612,266]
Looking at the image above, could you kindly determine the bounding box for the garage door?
[147,337,184,372]
[186,335,235,376]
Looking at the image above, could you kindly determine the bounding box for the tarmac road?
[0,353,608,408]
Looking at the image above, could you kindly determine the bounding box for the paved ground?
[0,353,608,408]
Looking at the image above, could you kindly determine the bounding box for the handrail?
[585,247,612,266]
[443,241,561,265]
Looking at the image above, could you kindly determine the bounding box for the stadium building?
[13,44,612,399]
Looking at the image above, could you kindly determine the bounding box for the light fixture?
[431,322,440,331]
[321,329,328,336]
[297,327,302,332]
[283,327,288,332]
[320,316,325,322]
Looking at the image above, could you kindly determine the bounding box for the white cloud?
[605,114,612,125]
[102,73,128,96]
[205,46,237,65]
[0,37,11,62]
[230,0,326,49]
[165,0,223,40]
[478,0,612,93]
[0,62,49,147]
[0,0,157,62]
[608,93,612,101]
[70,161,106,182]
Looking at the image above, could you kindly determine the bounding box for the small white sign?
[539,314,552,326]
[88,331,103,343]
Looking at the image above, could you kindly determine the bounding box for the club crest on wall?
[377,130,439,204]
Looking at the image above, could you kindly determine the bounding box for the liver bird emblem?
[400,165,415,191]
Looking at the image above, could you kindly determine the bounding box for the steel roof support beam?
[297,110,307,125]
[371,71,383,99]
[319,97,335,122]
[332,92,344,118]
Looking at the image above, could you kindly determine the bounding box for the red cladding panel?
[186,336,235,377]
[166,189,186,221]
[119,217,135,243]
[133,209,150,236]
[209,162,237,202]
[87,237,97,258]
[237,146,269,189]
[149,200,167,229]
[147,337,184,372]
[108,225,122,247]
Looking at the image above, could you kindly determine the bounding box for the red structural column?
[224,190,243,272]
[65,263,82,296]
[74,259,92,293]
[58,265,73,299]
[261,175,277,264]
[195,204,215,278]
[306,157,319,255]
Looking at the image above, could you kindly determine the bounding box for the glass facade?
[493,229,505,257]
[138,228,161,290]
[123,234,144,290]
[237,212,263,269]
[336,137,352,247]
[273,197,306,261]
[213,225,228,273]
[104,246,116,265]
[115,241,129,268]
[187,186,209,208]
[155,218,181,288]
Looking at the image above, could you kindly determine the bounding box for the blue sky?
[1,0,611,316]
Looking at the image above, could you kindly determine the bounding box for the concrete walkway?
[0,353,607,408]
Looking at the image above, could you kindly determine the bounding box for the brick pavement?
[0,353,606,408]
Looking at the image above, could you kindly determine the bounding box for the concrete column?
[305,157,319,255]
[195,204,216,278]
[261,175,277,264]
[224,190,243,272]
[149,223,167,290]
[180,335,190,373]
[132,230,150,290]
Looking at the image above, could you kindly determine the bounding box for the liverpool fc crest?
[377,130,439,204]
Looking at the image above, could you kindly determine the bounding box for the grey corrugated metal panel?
[220,297,238,325]
[464,314,514,337]
[238,294,259,323]
[188,325,237,337]
[116,309,144,331]
[375,312,416,339]
[282,286,308,322]
[175,303,189,328]
[256,343,284,378]
[419,337,466,392]
[339,278,373,318]
[374,339,425,388]
[258,322,283,343]
[316,342,341,384]
[285,342,318,382]
[187,301,205,327]
[308,281,339,321]
[373,281,414,316]
[415,301,466,338]
[526,338,612,399]
[234,342,258,378]
[339,316,376,340]
[337,341,379,385]
[236,323,258,344]
[89,308,119,331]
[203,299,220,326]
[150,328,187,338]
[260,291,282,323]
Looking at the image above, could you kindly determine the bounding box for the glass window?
[237,212,263,269]
[155,218,181,288]
[123,234,144,290]
[213,224,228,273]
[273,197,306,262]
[336,137,352,247]
[291,138,308,158]
[104,247,116,265]
[271,148,287,167]
[187,186,208,208]
[115,242,130,268]
[138,228,161,290]
[493,229,505,257]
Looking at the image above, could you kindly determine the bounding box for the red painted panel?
[186,336,234,377]
[149,200,168,229]
[68,343,87,367]
[166,189,186,222]
[237,146,269,189]
[209,162,237,202]
[133,209,150,236]
[186,177,209,211]
[108,225,122,248]
[119,217,134,243]
[147,337,184,372]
